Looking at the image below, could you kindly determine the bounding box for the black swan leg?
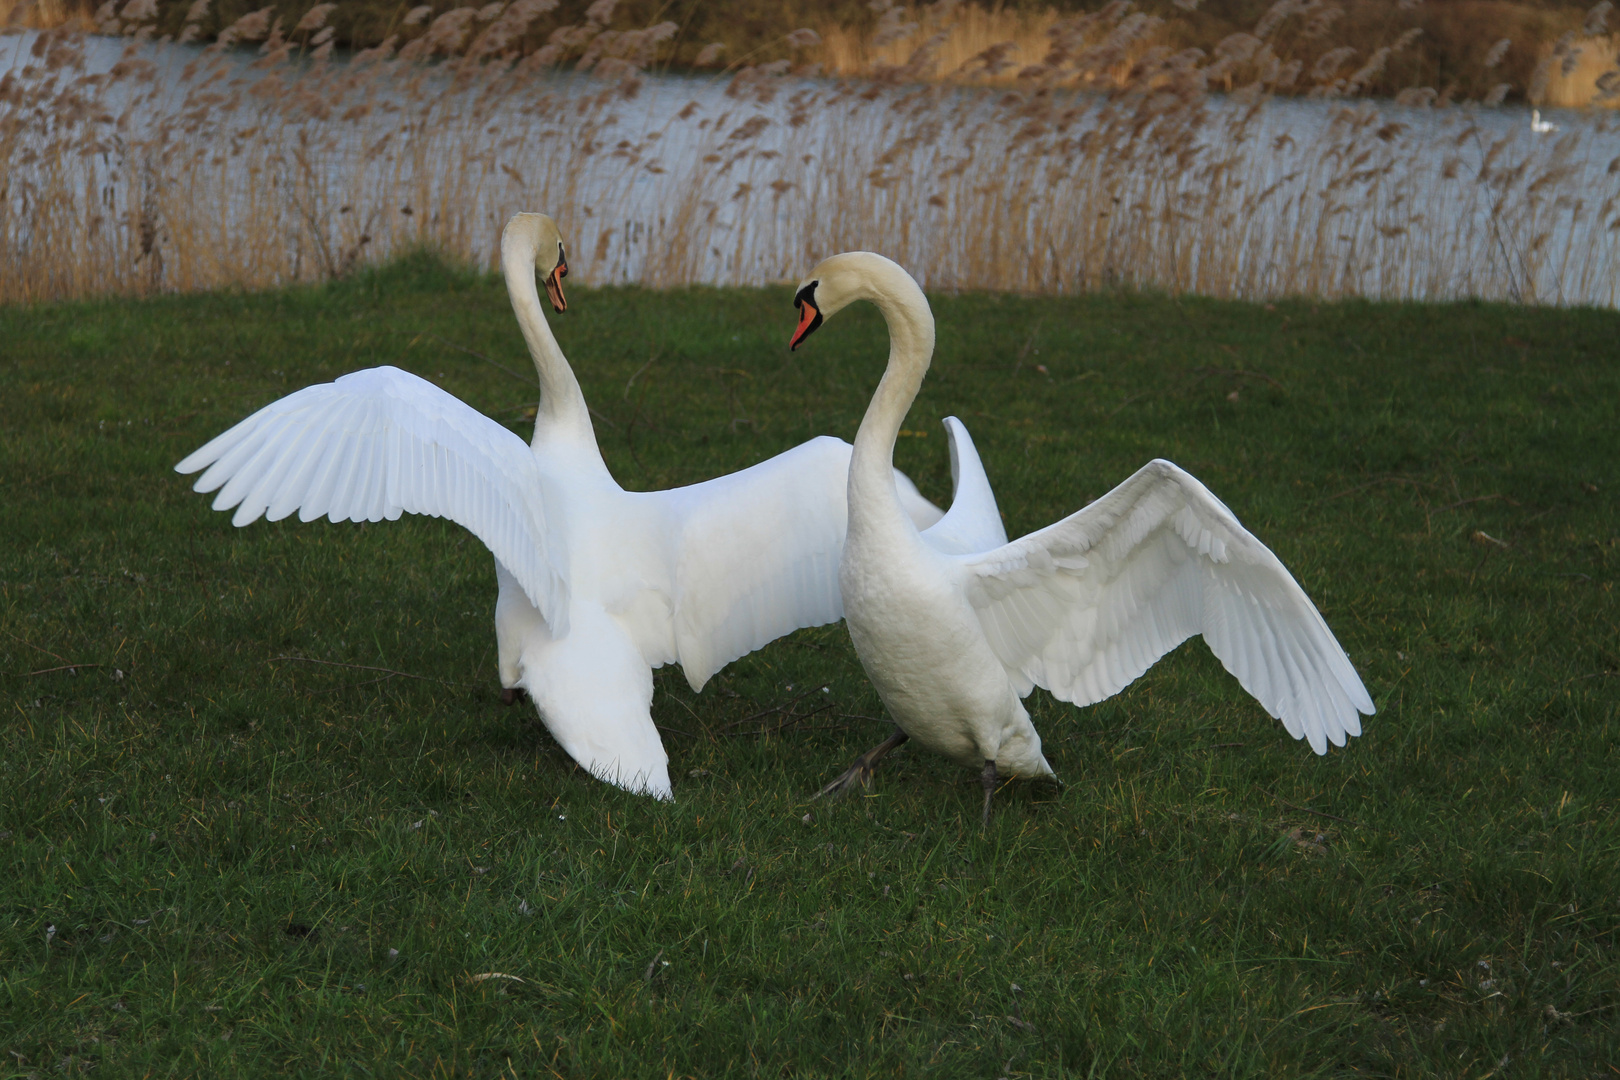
[814,728,910,800]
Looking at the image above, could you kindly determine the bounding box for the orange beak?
[543,249,568,313]
[789,298,822,351]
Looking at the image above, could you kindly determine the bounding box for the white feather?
[178,364,566,627]
[960,459,1373,753]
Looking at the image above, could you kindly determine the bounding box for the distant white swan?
[176,215,942,799]
[787,252,1375,821]
[1531,108,1560,134]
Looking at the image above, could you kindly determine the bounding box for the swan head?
[789,251,916,351]
[501,212,570,313]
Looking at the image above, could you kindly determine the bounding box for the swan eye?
[793,280,818,309]
[556,243,568,278]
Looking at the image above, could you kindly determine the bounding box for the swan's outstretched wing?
[959,459,1373,754]
[651,435,942,691]
[920,416,1009,556]
[175,366,567,626]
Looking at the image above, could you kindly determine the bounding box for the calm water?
[5,29,1617,304]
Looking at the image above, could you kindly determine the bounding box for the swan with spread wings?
[787,252,1374,821]
[176,216,942,799]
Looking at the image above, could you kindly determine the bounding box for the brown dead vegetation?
[2,0,1617,305]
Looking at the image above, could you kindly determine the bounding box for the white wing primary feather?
[960,459,1373,753]
[176,365,567,625]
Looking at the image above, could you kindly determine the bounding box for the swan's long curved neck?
[848,261,936,536]
[501,238,600,457]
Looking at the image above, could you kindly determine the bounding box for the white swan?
[175,215,942,800]
[1531,108,1559,134]
[787,252,1375,820]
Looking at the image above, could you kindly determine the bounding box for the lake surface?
[5,29,1617,305]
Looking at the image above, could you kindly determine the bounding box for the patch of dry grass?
[7,1,1611,105]
[816,2,1063,81]
[0,0,90,29]
[1544,27,1620,104]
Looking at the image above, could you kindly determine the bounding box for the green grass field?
[2,257,1616,1078]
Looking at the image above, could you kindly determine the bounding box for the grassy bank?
[1,256,1616,1076]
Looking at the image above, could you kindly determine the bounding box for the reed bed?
[815,1,1063,80]
[1545,28,1620,104]
[3,0,1619,306]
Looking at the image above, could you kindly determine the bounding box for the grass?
[1,253,1617,1077]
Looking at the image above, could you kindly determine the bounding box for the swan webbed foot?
[980,759,998,826]
[813,727,909,801]
[500,686,528,707]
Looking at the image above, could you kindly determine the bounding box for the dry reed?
[816,2,1063,81]
[1543,27,1620,105]
[0,0,91,30]
[3,0,1618,307]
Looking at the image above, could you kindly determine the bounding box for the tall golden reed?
[2,0,1618,306]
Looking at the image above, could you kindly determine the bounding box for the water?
[4,28,1617,305]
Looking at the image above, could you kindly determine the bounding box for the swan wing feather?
[959,459,1373,753]
[175,365,568,625]
[653,436,941,691]
[919,416,1009,555]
